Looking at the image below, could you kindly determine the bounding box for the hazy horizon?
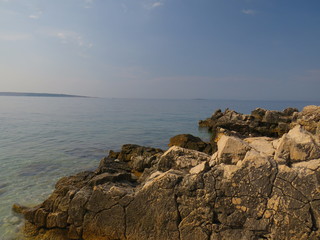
[2,91,320,103]
[1,0,320,101]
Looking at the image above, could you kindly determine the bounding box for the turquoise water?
[0,97,319,239]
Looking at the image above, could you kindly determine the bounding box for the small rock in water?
[12,203,29,214]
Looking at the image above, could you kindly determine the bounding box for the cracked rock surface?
[17,106,320,240]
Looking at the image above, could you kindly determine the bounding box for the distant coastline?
[0,92,90,98]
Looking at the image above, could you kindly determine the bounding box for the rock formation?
[15,105,320,240]
[198,107,299,142]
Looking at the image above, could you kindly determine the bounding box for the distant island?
[0,92,89,98]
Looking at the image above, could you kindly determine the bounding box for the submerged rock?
[18,105,320,240]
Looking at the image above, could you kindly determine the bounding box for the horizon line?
[1,91,320,102]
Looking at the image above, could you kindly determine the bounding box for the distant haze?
[1,0,320,101]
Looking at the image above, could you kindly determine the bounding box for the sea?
[0,96,319,239]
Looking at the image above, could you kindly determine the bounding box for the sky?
[1,0,320,100]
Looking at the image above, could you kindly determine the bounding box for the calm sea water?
[0,97,319,239]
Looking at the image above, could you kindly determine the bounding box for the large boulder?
[211,135,251,165]
[275,125,320,165]
[168,134,215,154]
[244,137,276,157]
[293,105,320,137]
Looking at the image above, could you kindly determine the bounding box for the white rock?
[189,162,207,174]
[274,125,320,163]
[241,149,271,168]
[216,135,251,164]
[244,137,275,156]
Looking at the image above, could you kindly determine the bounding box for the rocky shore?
[14,105,320,240]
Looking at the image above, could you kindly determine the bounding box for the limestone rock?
[126,170,182,240]
[212,135,251,164]
[168,133,216,154]
[116,144,164,172]
[157,146,211,172]
[244,137,276,156]
[199,107,298,140]
[275,125,320,164]
[293,105,320,136]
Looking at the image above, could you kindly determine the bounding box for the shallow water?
[0,97,319,239]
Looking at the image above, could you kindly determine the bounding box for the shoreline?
[13,105,320,239]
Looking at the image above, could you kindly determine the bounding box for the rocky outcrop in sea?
[198,107,299,141]
[14,105,320,240]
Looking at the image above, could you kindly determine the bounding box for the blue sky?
[1,0,320,100]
